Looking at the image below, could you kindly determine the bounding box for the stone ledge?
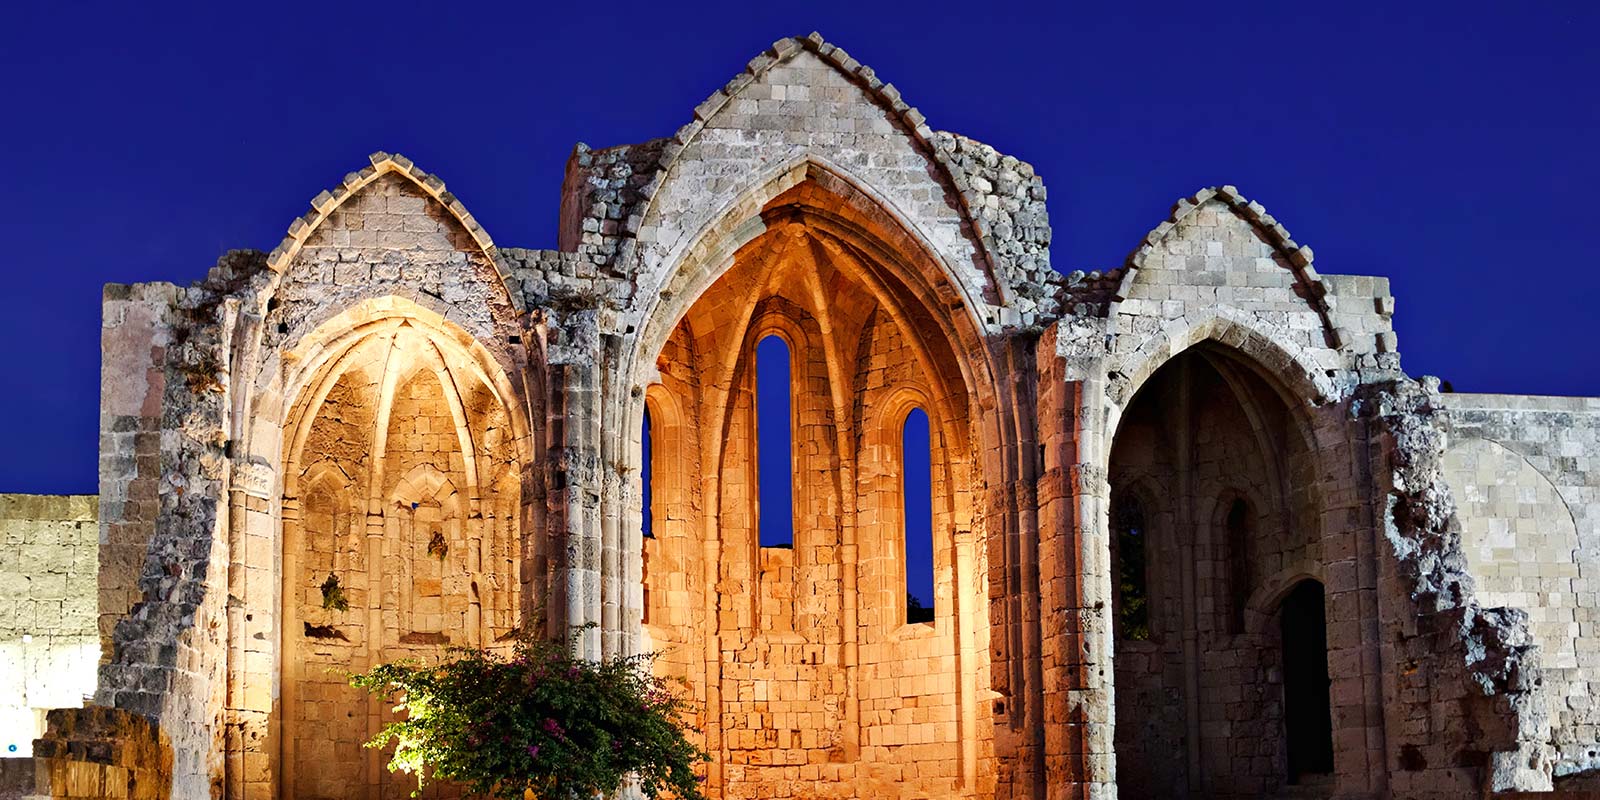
[0,496,96,523]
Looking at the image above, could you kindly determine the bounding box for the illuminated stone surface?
[1,31,1597,800]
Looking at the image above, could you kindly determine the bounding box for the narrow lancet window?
[1112,493,1150,640]
[1226,498,1251,633]
[756,335,794,548]
[642,407,654,539]
[903,408,934,623]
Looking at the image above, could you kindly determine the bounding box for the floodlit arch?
[279,297,532,495]
[626,159,1001,796]
[629,155,1000,406]
[273,295,527,799]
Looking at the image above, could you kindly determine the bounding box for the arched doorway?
[1281,579,1334,785]
[279,312,523,800]
[1106,343,1325,798]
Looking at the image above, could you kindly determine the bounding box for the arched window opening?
[1281,579,1334,783]
[641,405,655,627]
[1111,492,1150,641]
[1226,497,1251,634]
[642,406,654,539]
[756,335,794,548]
[903,407,934,624]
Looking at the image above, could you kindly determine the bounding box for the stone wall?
[22,29,1593,800]
[1363,382,1553,797]
[91,275,235,800]
[1091,185,1401,797]
[0,706,171,799]
[635,170,995,797]
[97,284,171,663]
[0,495,98,757]
[228,157,534,800]
[1440,393,1600,778]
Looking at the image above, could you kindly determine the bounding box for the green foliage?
[1113,494,1151,641]
[1117,567,1150,641]
[350,633,709,800]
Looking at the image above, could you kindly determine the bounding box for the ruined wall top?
[551,33,1061,333]
[120,32,1409,355]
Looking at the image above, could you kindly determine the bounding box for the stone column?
[224,460,275,800]
[1036,320,1113,800]
[1035,322,1114,799]
[544,308,605,658]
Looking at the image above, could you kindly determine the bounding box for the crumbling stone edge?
[1362,376,1554,793]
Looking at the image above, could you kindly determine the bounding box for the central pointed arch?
[613,156,1013,798]
[631,155,1001,384]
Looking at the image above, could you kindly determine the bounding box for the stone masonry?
[0,31,1597,800]
[0,496,98,758]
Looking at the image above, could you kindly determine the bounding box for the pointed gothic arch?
[268,296,528,799]
[614,159,1008,797]
[631,154,1003,377]
[1107,309,1341,435]
[1104,335,1341,797]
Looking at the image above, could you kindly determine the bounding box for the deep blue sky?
[756,337,796,550]
[2,1,1596,494]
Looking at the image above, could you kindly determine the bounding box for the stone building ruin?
[2,32,1598,800]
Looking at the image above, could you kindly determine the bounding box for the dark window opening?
[903,408,934,624]
[642,407,654,539]
[1112,493,1150,641]
[756,335,794,548]
[1226,498,1251,634]
[1282,579,1334,783]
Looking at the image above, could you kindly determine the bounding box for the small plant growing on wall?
[350,631,709,800]
[427,530,448,562]
[320,572,349,612]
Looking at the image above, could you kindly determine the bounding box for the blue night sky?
[1,0,1596,515]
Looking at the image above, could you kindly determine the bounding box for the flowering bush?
[350,634,708,800]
